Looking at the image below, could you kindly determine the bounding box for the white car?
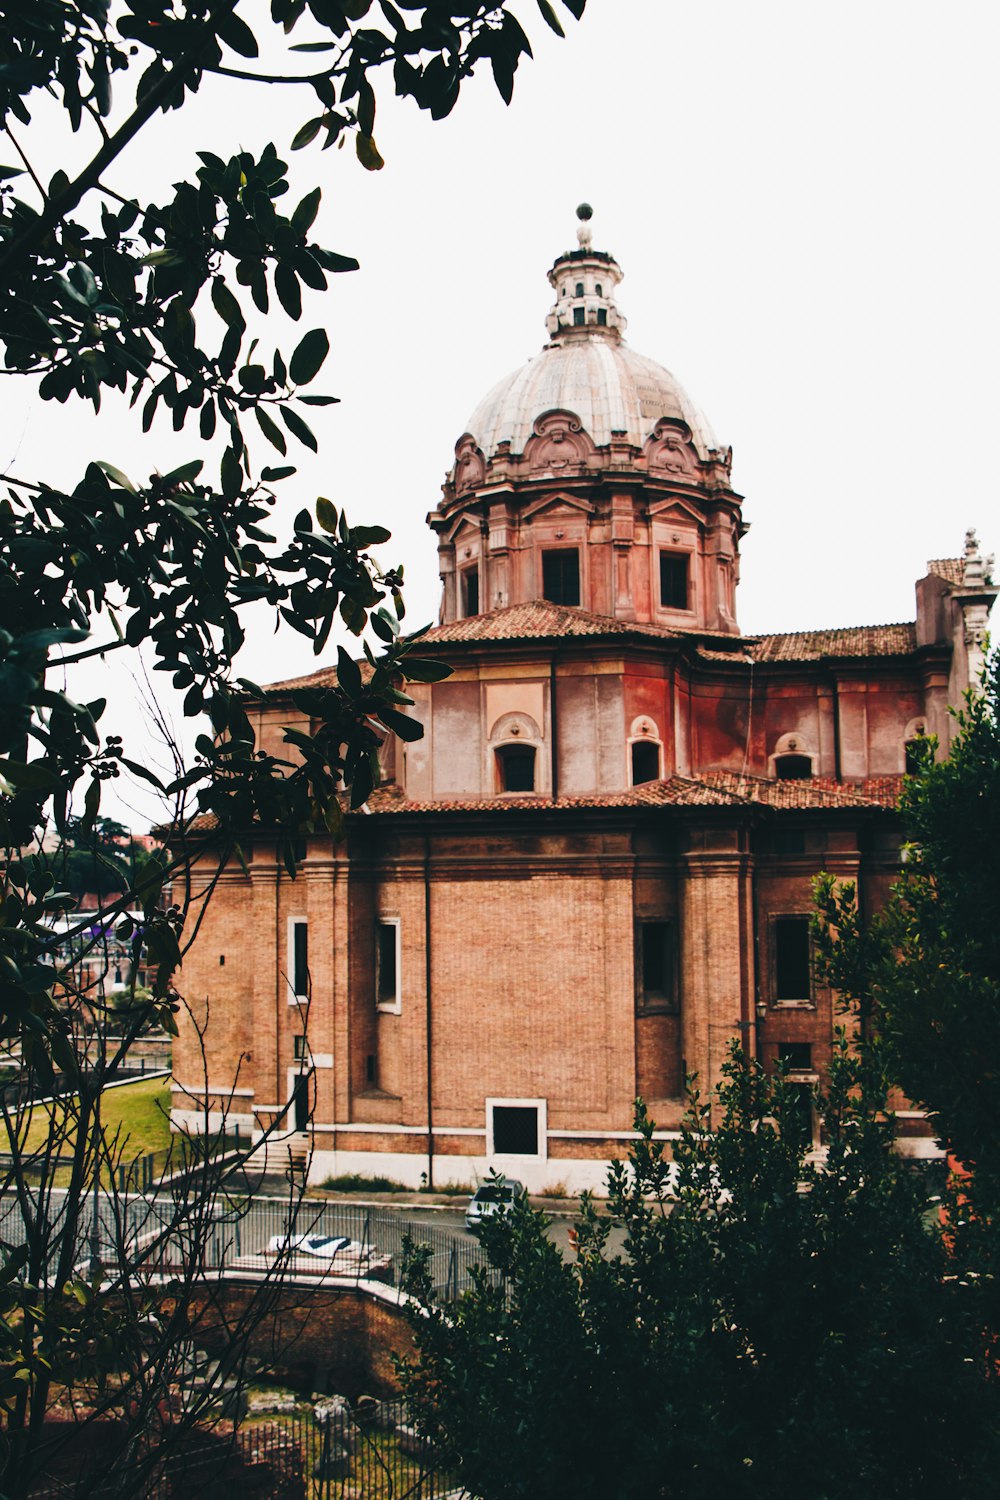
[465,1179,526,1233]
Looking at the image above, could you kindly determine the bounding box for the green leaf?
[377,704,423,741]
[96,461,136,493]
[316,497,338,534]
[218,10,259,57]
[291,186,321,235]
[289,328,329,386]
[280,406,318,452]
[349,524,391,547]
[221,446,243,500]
[355,134,384,171]
[80,775,101,833]
[261,465,296,482]
[254,406,287,454]
[160,459,203,487]
[337,646,363,701]
[291,117,323,151]
[274,263,302,320]
[0,758,62,792]
[211,276,245,331]
[401,657,453,684]
[536,0,565,35]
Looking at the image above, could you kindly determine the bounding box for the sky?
[7,0,999,817]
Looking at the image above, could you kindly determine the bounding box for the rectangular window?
[291,919,308,1001]
[492,1105,538,1156]
[293,1034,308,1061]
[462,565,479,617]
[638,920,675,1011]
[496,743,536,793]
[777,1041,812,1072]
[376,919,400,1010]
[659,551,689,610]
[542,549,580,607]
[773,916,811,1003]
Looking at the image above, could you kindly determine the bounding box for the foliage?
[401,1044,1000,1499]
[813,659,1000,1191]
[0,2,586,1494]
[320,1171,405,1193]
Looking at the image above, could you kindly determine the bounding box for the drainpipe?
[751,838,764,1061]
[274,856,282,1112]
[424,834,435,1189]
[549,654,560,799]
[832,672,842,781]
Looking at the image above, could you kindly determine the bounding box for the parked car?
[465,1179,526,1233]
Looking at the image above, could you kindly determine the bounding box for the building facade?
[172,215,996,1191]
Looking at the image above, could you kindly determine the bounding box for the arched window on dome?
[496,743,536,793]
[775,754,812,781]
[628,718,663,787]
[595,283,603,296]
[769,733,816,781]
[489,713,544,797]
[575,282,584,296]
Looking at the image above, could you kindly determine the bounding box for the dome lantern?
[544,206,627,342]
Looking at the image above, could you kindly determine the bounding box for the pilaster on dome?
[545,204,627,343]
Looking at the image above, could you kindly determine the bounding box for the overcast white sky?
[7,0,999,817]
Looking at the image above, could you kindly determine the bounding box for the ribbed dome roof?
[464,336,719,461]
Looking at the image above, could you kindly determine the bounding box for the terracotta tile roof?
[422,600,684,644]
[926,557,963,586]
[750,622,916,662]
[363,772,903,816]
[174,771,902,835]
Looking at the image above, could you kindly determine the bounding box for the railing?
[0,1188,482,1302]
[26,1399,464,1499]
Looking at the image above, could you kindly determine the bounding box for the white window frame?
[287,916,309,1005]
[376,916,401,1014]
[486,1096,547,1162]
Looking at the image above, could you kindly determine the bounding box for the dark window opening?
[293,1034,307,1061]
[905,738,928,776]
[575,282,585,296]
[462,565,479,617]
[595,283,603,296]
[772,828,807,855]
[639,920,674,1009]
[497,744,536,793]
[774,916,811,1002]
[493,1105,538,1155]
[219,954,225,967]
[775,754,812,780]
[631,739,660,785]
[596,307,608,326]
[573,306,585,326]
[376,920,398,1005]
[659,552,689,610]
[542,549,580,606]
[778,1041,812,1071]
[366,1053,376,1084]
[292,1074,310,1131]
[292,921,308,997]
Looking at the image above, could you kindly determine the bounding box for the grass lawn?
[18,1076,173,1168]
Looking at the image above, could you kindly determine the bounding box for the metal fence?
[26,1398,463,1499]
[0,1188,482,1301]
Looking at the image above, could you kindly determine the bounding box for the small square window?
[493,1105,538,1155]
[497,744,536,793]
[376,920,399,1008]
[542,549,580,606]
[773,916,811,1003]
[777,1041,812,1072]
[659,552,688,610]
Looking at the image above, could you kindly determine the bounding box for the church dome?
[461,208,720,462]
[465,337,719,461]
